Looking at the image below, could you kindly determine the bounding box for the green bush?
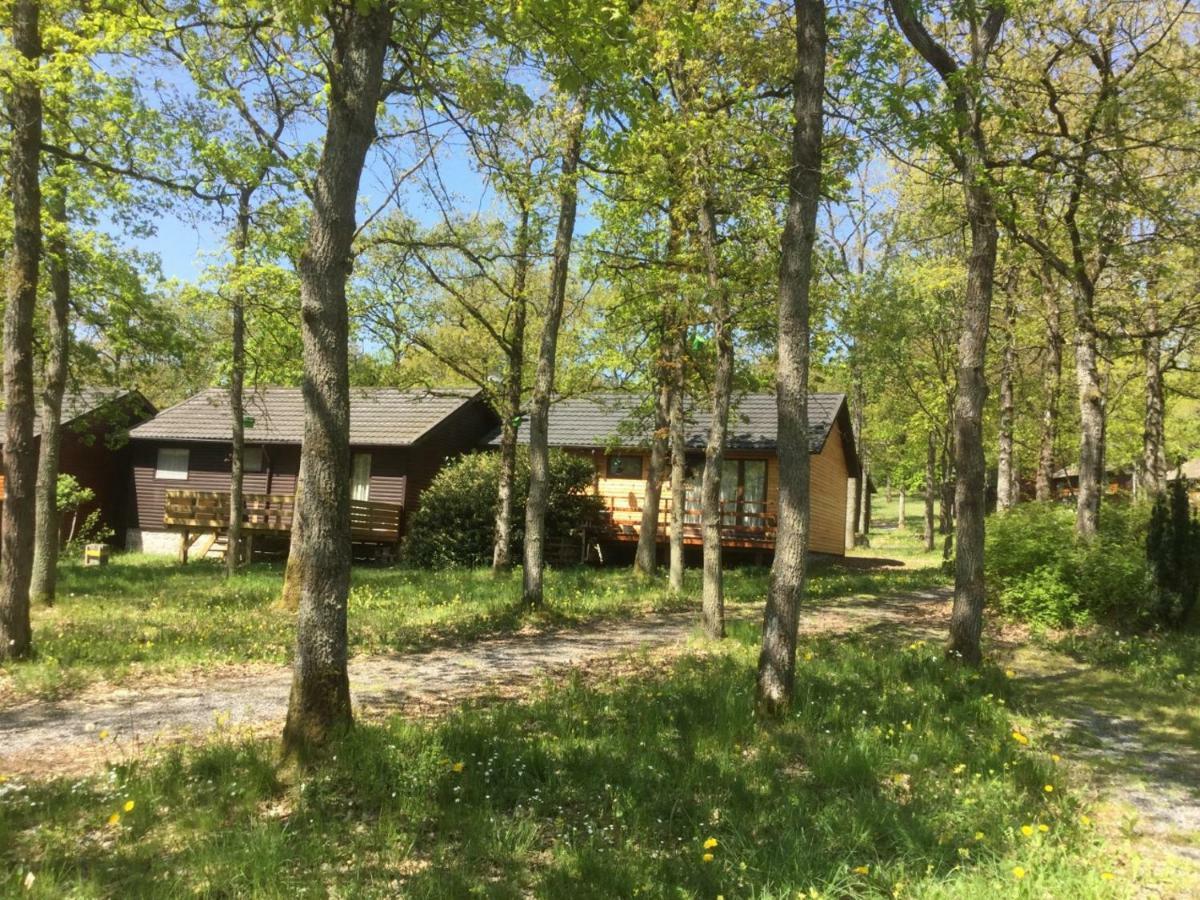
[403,450,605,568]
[987,503,1154,628]
[1146,479,1200,627]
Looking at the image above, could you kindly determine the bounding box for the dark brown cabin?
[126,387,497,560]
[0,389,157,547]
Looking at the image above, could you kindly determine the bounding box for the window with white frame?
[155,447,190,480]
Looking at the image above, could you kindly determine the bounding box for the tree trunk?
[945,174,997,665]
[523,97,586,608]
[889,0,1004,665]
[227,187,252,577]
[0,0,42,663]
[696,194,733,640]
[278,468,303,611]
[923,432,935,552]
[1073,282,1104,538]
[282,4,390,755]
[1141,298,1166,498]
[859,457,871,535]
[634,375,669,576]
[1035,279,1062,502]
[850,391,864,535]
[668,320,687,596]
[30,180,68,605]
[492,202,530,572]
[897,488,906,530]
[756,0,825,713]
[996,289,1017,511]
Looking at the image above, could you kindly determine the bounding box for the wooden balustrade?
[592,493,777,547]
[164,489,402,544]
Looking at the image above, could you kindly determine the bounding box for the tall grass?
[1,625,1118,898]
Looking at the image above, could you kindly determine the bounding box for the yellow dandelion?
[1051,754,1061,763]
[1011,730,1029,745]
[1038,824,1049,833]
[704,837,719,850]
[98,729,110,741]
[853,865,870,875]
[1043,784,1054,793]
[1080,814,1092,827]
[702,852,714,863]
[1021,825,1034,837]
[107,812,121,826]
[1100,872,1115,881]
[1012,866,1026,880]
[451,761,464,773]
[1005,669,1015,678]
[123,800,135,813]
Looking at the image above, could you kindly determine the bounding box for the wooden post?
[178,529,190,565]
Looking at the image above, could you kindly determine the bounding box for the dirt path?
[0,589,951,776]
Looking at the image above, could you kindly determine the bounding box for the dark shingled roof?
[498,392,849,454]
[1,388,150,439]
[130,387,479,447]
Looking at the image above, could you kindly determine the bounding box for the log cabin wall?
[808,419,850,555]
[575,424,849,555]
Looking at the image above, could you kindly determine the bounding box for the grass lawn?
[1,535,948,703]
[1,619,1123,898]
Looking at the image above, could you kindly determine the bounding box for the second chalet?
[502,392,860,558]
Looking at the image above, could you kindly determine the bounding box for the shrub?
[986,503,1154,628]
[1146,479,1200,628]
[403,450,605,568]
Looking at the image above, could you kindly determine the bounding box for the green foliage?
[53,473,93,514]
[987,504,1154,628]
[403,450,604,568]
[0,628,1116,896]
[1146,480,1200,628]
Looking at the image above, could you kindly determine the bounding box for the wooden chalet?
[126,387,497,560]
[0,389,157,547]
[501,392,860,557]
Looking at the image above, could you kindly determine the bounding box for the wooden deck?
[595,495,777,550]
[164,489,403,561]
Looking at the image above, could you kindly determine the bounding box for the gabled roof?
[129,387,480,447]
[497,392,853,457]
[1169,458,1200,481]
[0,388,153,441]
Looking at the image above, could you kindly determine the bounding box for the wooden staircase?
[191,532,228,561]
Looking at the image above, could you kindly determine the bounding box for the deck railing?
[164,489,403,544]
[594,494,777,545]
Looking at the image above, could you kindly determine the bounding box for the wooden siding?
[129,441,409,531]
[808,419,849,555]
[579,430,849,556]
[403,397,499,511]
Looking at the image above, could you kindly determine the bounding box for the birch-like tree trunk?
[923,432,936,552]
[696,194,733,640]
[282,3,391,754]
[668,320,687,595]
[492,203,530,572]
[634,374,670,576]
[1141,297,1167,498]
[1073,282,1104,538]
[1,0,43,662]
[996,290,1017,511]
[30,181,69,605]
[1035,279,1063,501]
[523,97,586,608]
[897,488,906,530]
[756,0,825,712]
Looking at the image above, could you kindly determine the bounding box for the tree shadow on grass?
[2,631,1073,897]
